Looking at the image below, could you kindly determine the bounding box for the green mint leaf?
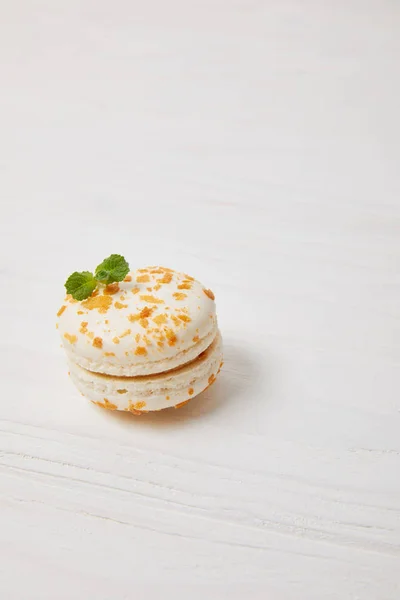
[95,254,130,285]
[65,271,97,301]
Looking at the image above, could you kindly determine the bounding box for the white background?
[1,1,400,598]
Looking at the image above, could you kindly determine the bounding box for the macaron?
[57,265,223,413]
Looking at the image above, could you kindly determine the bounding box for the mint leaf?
[95,254,130,285]
[65,271,97,301]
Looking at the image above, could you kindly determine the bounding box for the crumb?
[92,337,103,349]
[131,286,140,294]
[114,301,128,309]
[171,315,181,327]
[188,387,194,395]
[117,389,128,394]
[157,272,173,284]
[128,306,154,322]
[136,274,150,283]
[203,288,215,301]
[178,314,191,323]
[103,283,120,295]
[64,333,77,344]
[208,373,216,385]
[184,274,194,281]
[119,329,132,338]
[141,306,155,318]
[135,333,141,343]
[57,305,66,317]
[140,295,164,304]
[153,314,167,325]
[77,310,84,315]
[104,351,115,356]
[82,295,112,314]
[127,407,143,415]
[112,337,120,344]
[192,335,199,343]
[178,282,192,290]
[135,346,147,356]
[165,329,177,346]
[143,335,152,346]
[94,398,118,410]
[175,400,190,409]
[139,318,149,328]
[124,275,132,282]
[173,292,187,301]
[79,321,88,334]
[149,268,164,274]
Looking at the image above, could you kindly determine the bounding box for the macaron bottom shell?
[68,331,223,413]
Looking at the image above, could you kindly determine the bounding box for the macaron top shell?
[57,267,217,376]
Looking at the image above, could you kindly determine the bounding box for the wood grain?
[1,1,399,598]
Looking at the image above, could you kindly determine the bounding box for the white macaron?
[57,266,223,413]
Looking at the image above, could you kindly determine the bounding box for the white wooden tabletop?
[1,1,399,598]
